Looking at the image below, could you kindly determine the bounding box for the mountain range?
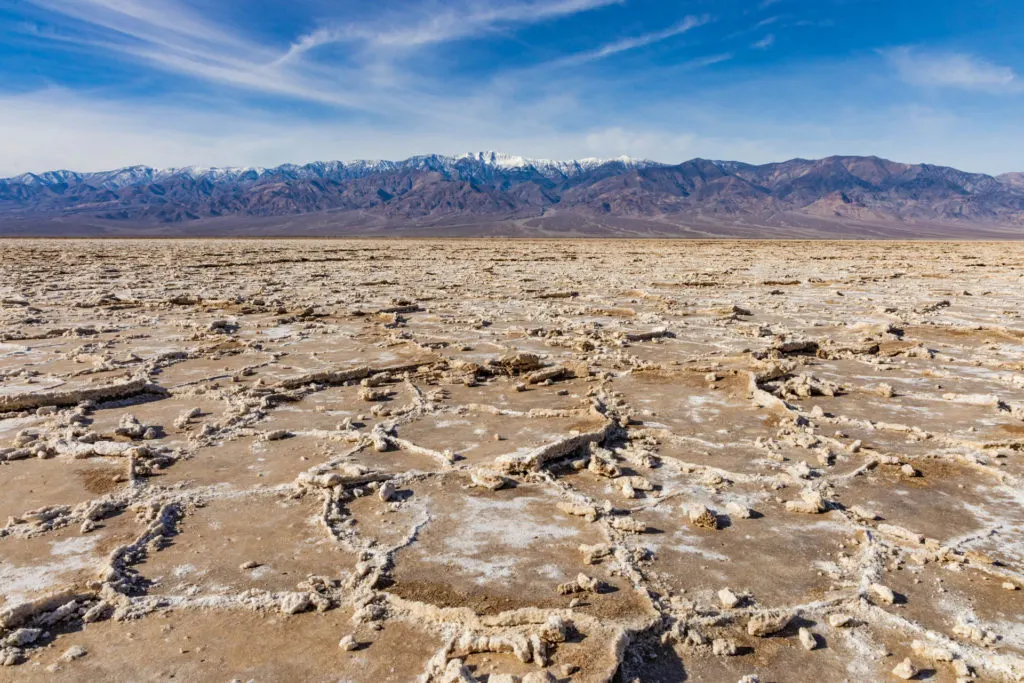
[2,151,1024,238]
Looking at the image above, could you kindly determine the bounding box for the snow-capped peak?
[458,151,539,169]
[2,152,660,190]
[457,151,647,173]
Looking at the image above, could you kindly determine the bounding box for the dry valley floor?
[1,239,1023,682]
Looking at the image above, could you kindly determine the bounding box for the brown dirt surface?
[1,238,1023,682]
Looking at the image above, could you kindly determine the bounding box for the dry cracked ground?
[0,239,1023,683]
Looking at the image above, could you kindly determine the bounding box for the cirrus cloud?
[885,47,1020,93]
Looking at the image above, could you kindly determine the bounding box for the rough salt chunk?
[280,592,312,615]
[557,501,598,522]
[869,583,896,605]
[828,613,854,628]
[609,517,647,533]
[798,627,817,650]
[687,503,719,529]
[891,657,918,680]
[60,645,87,662]
[785,489,825,514]
[726,502,752,519]
[747,611,791,637]
[718,587,740,609]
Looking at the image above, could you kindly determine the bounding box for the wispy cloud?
[885,47,1021,93]
[27,0,255,53]
[0,88,705,175]
[0,88,565,174]
[276,0,624,65]
[7,79,1024,178]
[552,14,712,66]
[23,0,624,113]
[361,0,625,47]
[687,53,733,68]
[11,0,1024,179]
[24,0,346,103]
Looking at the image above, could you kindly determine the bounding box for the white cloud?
[554,14,712,65]
[681,53,734,69]
[583,127,696,158]
[24,0,623,113]
[8,87,1024,178]
[24,0,377,110]
[361,0,625,47]
[0,89,627,174]
[0,91,801,175]
[885,47,1020,93]
[8,6,1024,177]
[278,0,625,65]
[27,0,256,54]
[752,34,775,49]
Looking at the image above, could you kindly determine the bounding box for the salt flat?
[0,239,1023,682]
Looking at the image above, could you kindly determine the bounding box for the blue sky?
[2,0,1024,175]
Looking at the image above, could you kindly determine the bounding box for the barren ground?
[0,239,1022,683]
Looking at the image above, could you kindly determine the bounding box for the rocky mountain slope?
[2,152,1023,236]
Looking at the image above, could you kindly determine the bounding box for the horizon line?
[4,151,1011,182]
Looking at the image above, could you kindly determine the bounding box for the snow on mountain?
[4,153,1024,231]
[1,152,659,190]
[12,170,84,186]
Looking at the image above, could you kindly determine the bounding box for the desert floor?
[1,239,1022,682]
